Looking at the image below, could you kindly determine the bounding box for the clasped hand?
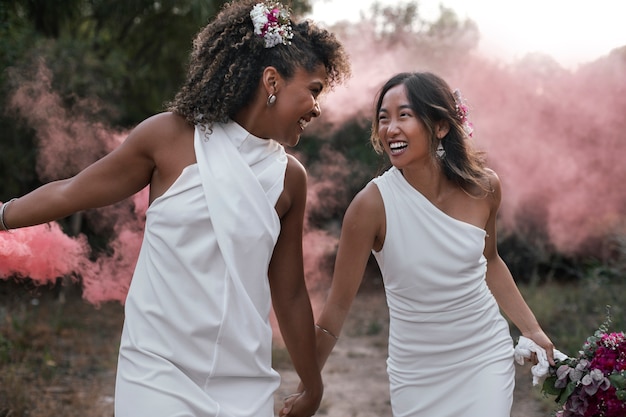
[279,389,320,417]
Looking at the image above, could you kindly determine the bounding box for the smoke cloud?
[2,18,625,310]
[319,22,626,256]
[4,62,144,305]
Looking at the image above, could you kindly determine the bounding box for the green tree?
[0,0,311,198]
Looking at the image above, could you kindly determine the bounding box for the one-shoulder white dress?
[371,167,515,417]
[114,121,287,417]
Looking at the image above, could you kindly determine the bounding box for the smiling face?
[269,65,327,147]
[377,84,433,169]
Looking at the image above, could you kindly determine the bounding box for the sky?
[307,0,626,68]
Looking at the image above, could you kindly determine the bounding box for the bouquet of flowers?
[542,317,626,417]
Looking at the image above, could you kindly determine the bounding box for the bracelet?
[315,324,338,340]
[0,198,17,231]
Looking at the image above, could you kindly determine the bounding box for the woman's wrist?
[0,198,17,231]
[315,323,338,340]
[301,371,323,398]
[303,380,323,406]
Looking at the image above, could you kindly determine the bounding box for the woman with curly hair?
[303,72,555,417]
[0,1,350,416]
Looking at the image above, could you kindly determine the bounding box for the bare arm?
[314,182,385,369]
[269,155,322,417]
[483,171,555,363]
[1,113,191,230]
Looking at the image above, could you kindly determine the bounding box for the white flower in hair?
[251,2,293,48]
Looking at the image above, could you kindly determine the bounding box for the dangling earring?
[267,93,276,107]
[436,141,445,159]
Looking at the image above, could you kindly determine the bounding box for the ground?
[0,282,553,416]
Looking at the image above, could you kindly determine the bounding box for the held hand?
[279,389,321,417]
[515,331,567,386]
[279,393,299,417]
[523,329,556,366]
[279,381,305,416]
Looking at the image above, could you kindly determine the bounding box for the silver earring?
[436,141,445,159]
[267,93,276,106]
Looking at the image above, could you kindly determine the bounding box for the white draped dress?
[114,121,287,417]
[371,167,515,417]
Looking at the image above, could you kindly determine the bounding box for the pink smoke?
[4,62,144,305]
[78,190,147,305]
[0,220,89,283]
[3,16,625,310]
[318,21,626,256]
[300,147,352,315]
[9,63,122,181]
[454,54,626,253]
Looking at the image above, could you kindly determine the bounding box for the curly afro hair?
[166,0,351,128]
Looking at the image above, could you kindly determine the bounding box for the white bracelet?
[0,198,17,231]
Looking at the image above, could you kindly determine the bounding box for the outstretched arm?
[483,171,555,364]
[0,114,172,230]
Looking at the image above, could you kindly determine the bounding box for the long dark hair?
[370,72,491,195]
[167,0,351,127]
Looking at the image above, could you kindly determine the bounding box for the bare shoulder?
[127,112,193,147]
[283,153,307,201]
[342,181,386,251]
[484,167,501,185]
[136,111,190,130]
[125,112,195,203]
[348,181,384,217]
[483,167,502,208]
[285,153,307,184]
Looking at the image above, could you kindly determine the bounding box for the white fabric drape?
[115,121,287,417]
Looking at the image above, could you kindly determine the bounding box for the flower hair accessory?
[452,89,474,138]
[250,2,293,48]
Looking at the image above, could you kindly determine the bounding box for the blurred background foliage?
[0,0,482,249]
[0,0,624,323]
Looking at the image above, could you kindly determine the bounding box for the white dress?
[371,167,515,417]
[114,121,287,417]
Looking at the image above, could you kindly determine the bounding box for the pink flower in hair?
[452,89,474,138]
[250,2,293,48]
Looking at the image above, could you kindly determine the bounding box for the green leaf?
[542,376,563,396]
[609,373,626,389]
[560,381,577,405]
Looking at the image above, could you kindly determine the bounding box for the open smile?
[389,141,408,155]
